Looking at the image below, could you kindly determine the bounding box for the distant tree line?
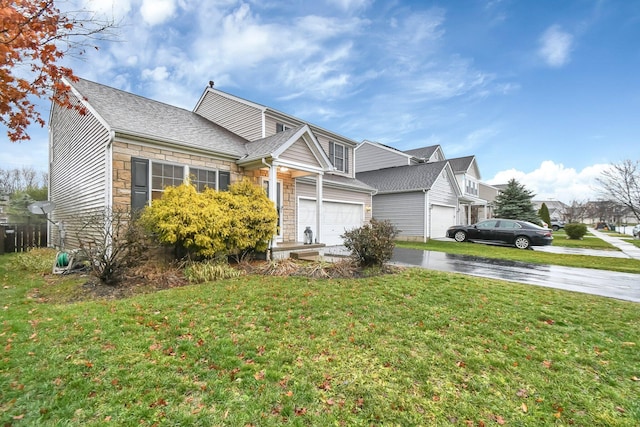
[0,167,48,223]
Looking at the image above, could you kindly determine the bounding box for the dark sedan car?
[446,218,553,249]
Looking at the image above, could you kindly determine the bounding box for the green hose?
[56,252,69,267]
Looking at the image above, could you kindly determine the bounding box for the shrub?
[341,218,399,267]
[140,179,277,260]
[76,209,151,285]
[564,223,588,240]
[13,248,57,274]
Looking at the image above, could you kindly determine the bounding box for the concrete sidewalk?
[588,228,640,260]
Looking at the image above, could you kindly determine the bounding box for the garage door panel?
[298,199,363,245]
[431,205,456,238]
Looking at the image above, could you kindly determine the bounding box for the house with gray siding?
[354,140,495,236]
[48,78,374,256]
[356,161,461,241]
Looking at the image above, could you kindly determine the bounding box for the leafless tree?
[595,159,640,222]
[0,166,47,194]
[564,200,589,223]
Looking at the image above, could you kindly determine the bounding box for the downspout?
[105,130,115,258]
[105,130,115,209]
[423,189,430,243]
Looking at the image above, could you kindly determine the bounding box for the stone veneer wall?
[111,140,242,210]
[251,169,296,242]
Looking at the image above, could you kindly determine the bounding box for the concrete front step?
[290,251,321,261]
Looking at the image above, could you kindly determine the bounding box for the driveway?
[390,247,640,303]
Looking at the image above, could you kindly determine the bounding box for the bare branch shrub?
[75,208,151,285]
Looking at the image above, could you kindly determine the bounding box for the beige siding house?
[49,78,374,255]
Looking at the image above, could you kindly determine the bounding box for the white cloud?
[326,0,373,12]
[538,25,574,67]
[140,0,177,26]
[141,66,170,81]
[488,160,608,203]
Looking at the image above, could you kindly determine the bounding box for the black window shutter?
[276,123,284,133]
[219,171,231,191]
[329,142,334,164]
[131,157,149,211]
[344,147,349,173]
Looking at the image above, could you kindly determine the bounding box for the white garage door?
[431,205,456,238]
[298,199,364,246]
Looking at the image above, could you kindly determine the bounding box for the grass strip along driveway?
[396,238,640,274]
[1,252,639,426]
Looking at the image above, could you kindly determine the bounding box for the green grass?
[396,240,640,274]
[549,230,619,250]
[1,253,639,426]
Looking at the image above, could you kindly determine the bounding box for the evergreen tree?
[494,179,540,224]
[538,202,551,227]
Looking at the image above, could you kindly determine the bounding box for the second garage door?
[430,205,456,238]
[298,199,364,246]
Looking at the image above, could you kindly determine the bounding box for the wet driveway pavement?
[390,247,640,303]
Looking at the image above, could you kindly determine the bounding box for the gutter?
[423,189,430,243]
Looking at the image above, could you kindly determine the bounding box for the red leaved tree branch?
[1,0,116,141]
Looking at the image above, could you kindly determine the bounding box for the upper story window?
[465,178,478,196]
[329,141,349,173]
[276,123,291,133]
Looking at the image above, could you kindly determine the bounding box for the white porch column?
[268,165,278,248]
[315,174,323,244]
[467,204,471,225]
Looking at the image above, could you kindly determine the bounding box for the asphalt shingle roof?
[241,124,306,162]
[448,156,475,173]
[70,78,250,158]
[356,161,448,193]
[403,145,439,160]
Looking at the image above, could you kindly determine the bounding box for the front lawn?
[1,252,639,426]
[396,240,640,274]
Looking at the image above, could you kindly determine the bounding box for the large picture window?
[329,141,349,173]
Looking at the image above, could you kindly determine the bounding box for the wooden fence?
[0,224,48,255]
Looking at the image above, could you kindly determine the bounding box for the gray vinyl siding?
[49,102,110,249]
[429,172,458,207]
[372,192,425,238]
[280,139,318,165]
[195,91,263,141]
[355,143,410,172]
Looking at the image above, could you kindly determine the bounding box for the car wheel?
[514,236,531,249]
[454,230,467,242]
[551,225,559,231]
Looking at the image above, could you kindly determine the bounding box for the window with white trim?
[189,167,217,192]
[151,163,184,200]
[329,141,349,173]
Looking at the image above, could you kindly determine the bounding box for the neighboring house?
[477,182,500,220]
[354,140,492,238]
[532,200,568,221]
[355,140,445,172]
[448,155,492,225]
[356,160,460,241]
[49,78,375,255]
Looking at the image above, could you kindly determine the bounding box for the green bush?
[564,223,588,240]
[140,178,277,259]
[341,218,399,267]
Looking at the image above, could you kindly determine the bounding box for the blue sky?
[2,0,639,203]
